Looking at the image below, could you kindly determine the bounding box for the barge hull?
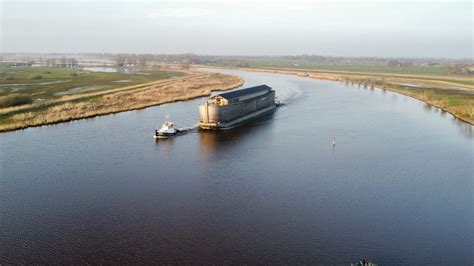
[198,105,276,129]
[198,89,276,129]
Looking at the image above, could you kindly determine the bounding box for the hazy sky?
[1,0,472,58]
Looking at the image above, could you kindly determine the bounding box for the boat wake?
[177,126,198,133]
[274,82,303,105]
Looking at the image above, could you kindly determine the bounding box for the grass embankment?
[0,94,33,108]
[0,68,243,132]
[204,58,453,75]
[221,66,474,125]
[0,66,181,100]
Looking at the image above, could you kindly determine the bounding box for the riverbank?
[4,64,472,266]
[0,71,243,132]
[200,66,474,125]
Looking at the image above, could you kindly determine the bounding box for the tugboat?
[154,116,180,139]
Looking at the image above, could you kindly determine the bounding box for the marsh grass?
[0,72,243,132]
[0,66,183,99]
[236,67,474,124]
[0,94,33,108]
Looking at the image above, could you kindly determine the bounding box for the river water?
[1,69,472,264]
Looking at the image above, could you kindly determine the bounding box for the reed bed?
[235,67,474,125]
[0,73,243,132]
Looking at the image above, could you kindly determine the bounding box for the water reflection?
[154,136,176,152]
[2,69,473,264]
[430,106,474,139]
[452,118,474,139]
[365,83,472,140]
[83,67,117,72]
[199,127,252,155]
[423,102,432,112]
[198,112,276,161]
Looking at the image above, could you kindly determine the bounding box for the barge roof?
[217,85,272,100]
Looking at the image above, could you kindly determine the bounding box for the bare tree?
[116,54,126,67]
[138,56,147,67]
[60,56,67,66]
[67,58,78,68]
[47,58,56,67]
[128,54,137,66]
[181,59,190,70]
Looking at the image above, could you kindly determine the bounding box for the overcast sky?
[1,0,472,58]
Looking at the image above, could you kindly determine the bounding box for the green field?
[204,58,453,75]
[0,69,243,132]
[0,66,183,102]
[204,62,474,124]
[387,85,474,121]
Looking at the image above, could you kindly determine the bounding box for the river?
[1,69,472,264]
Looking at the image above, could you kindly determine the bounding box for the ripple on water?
[1,69,472,264]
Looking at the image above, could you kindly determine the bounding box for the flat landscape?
[250,67,474,124]
[1,1,473,264]
[199,57,474,124]
[0,66,183,99]
[0,66,243,132]
[3,67,472,264]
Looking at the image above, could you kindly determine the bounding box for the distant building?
[387,60,413,67]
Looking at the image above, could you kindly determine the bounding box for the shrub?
[0,94,33,108]
[4,76,15,80]
[29,74,43,80]
[423,90,435,101]
[69,72,78,77]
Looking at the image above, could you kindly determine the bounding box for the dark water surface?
[1,69,473,264]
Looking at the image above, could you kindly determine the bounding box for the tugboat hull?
[154,130,181,139]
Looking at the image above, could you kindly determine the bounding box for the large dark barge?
[198,85,276,129]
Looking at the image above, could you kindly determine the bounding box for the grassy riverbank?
[0,67,243,132]
[0,66,182,99]
[203,65,474,124]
